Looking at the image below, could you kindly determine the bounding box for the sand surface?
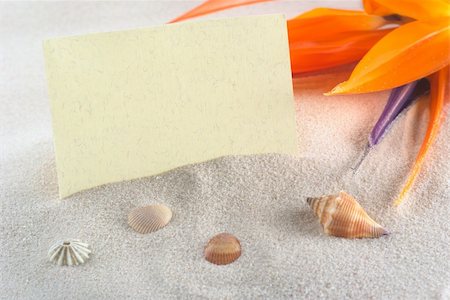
[1,1,449,299]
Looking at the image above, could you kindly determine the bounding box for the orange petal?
[328,20,450,94]
[363,0,450,20]
[288,8,388,41]
[169,0,272,23]
[394,66,448,206]
[362,0,393,16]
[290,29,392,74]
[287,8,391,74]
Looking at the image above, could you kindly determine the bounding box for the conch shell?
[307,191,389,239]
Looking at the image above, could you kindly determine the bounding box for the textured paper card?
[44,15,297,198]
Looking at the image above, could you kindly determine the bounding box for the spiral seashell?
[128,204,172,234]
[48,239,91,266]
[204,233,241,265]
[306,191,389,239]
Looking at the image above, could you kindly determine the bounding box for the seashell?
[204,233,241,265]
[128,204,172,234]
[48,239,91,266]
[306,191,389,239]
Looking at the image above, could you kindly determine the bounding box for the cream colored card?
[44,15,297,198]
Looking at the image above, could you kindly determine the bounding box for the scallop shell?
[204,233,241,265]
[128,204,172,234]
[48,239,91,266]
[306,191,389,239]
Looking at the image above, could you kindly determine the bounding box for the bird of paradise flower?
[170,0,450,206]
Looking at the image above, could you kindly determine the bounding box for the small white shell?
[48,239,91,266]
[128,204,172,234]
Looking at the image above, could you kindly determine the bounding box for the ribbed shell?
[128,204,172,234]
[204,233,241,265]
[306,191,388,238]
[48,239,91,266]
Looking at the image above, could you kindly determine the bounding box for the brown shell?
[306,191,389,239]
[204,233,241,265]
[128,204,172,234]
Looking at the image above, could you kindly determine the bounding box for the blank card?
[43,15,297,198]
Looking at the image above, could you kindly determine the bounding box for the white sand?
[1,1,449,299]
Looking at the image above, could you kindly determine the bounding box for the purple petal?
[369,79,429,147]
